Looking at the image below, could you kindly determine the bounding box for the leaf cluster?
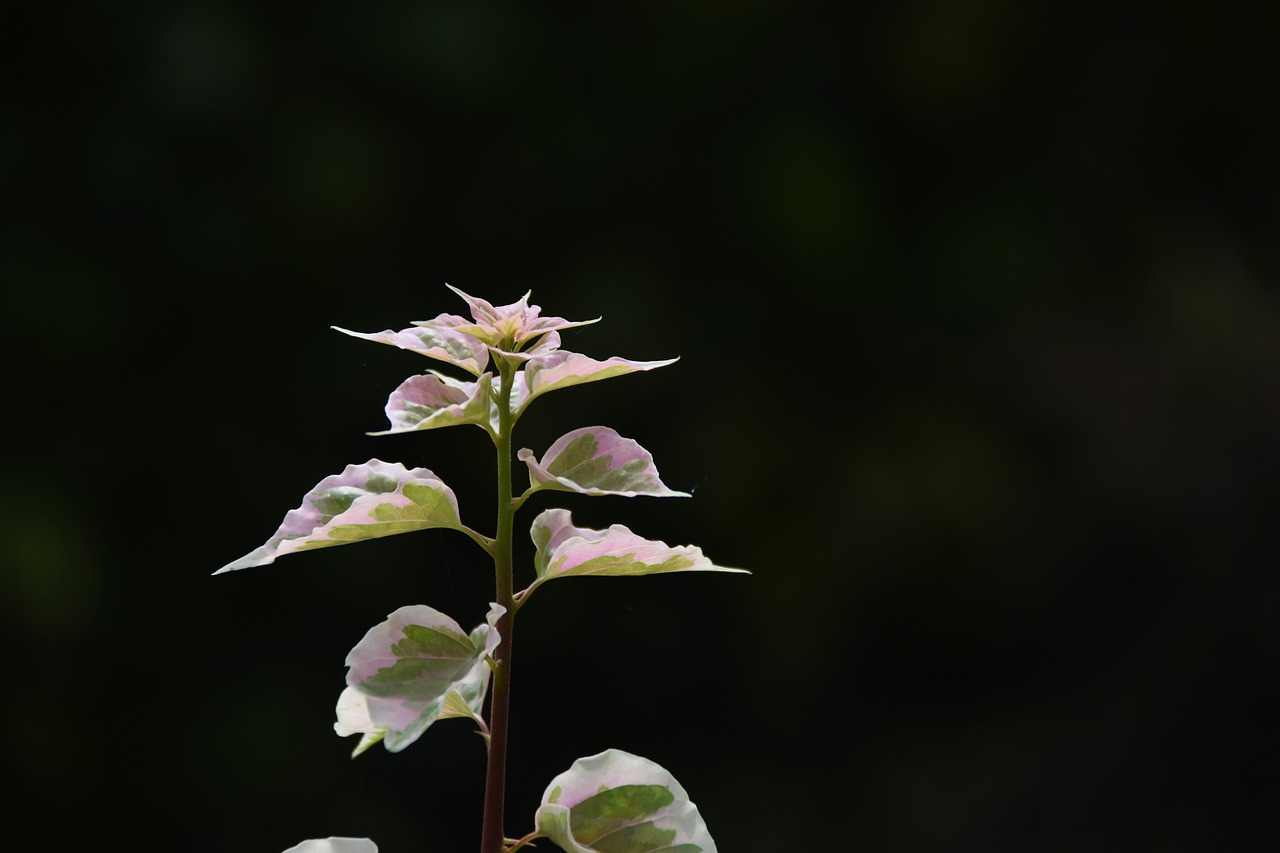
[218,288,744,852]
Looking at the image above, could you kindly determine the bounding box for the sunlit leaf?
[536,749,718,853]
[367,371,493,435]
[518,427,689,498]
[341,603,504,753]
[524,509,746,598]
[518,352,678,413]
[215,460,470,574]
[332,323,489,376]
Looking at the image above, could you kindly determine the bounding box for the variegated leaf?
[518,351,678,413]
[368,371,493,435]
[518,427,689,498]
[332,324,489,376]
[341,603,503,753]
[526,509,746,596]
[536,749,718,853]
[215,460,469,574]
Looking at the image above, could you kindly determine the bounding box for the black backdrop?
[6,2,1280,851]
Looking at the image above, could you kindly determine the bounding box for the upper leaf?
[535,749,718,853]
[367,371,494,436]
[523,509,746,598]
[518,351,678,413]
[215,460,471,574]
[331,323,489,376]
[340,603,504,754]
[518,427,690,498]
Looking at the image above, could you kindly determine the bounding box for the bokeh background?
[5,2,1279,851]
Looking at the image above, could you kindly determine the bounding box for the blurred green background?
[5,2,1279,851]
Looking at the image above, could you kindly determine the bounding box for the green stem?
[480,360,517,853]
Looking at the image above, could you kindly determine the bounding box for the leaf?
[535,749,718,853]
[215,460,470,574]
[367,371,493,435]
[332,323,489,376]
[341,603,504,753]
[440,686,487,730]
[280,839,378,853]
[333,686,385,757]
[518,351,678,413]
[518,427,690,498]
[526,509,747,595]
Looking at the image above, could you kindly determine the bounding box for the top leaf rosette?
[426,287,600,362]
[335,286,671,374]
[333,287,677,432]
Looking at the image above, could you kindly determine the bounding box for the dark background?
[5,2,1279,851]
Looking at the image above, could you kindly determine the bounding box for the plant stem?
[480,360,517,853]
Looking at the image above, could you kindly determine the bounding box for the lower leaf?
[280,839,377,853]
[535,749,718,853]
